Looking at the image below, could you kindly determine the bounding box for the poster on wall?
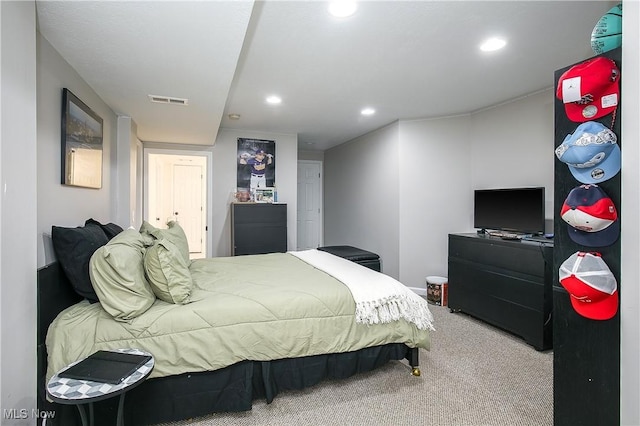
[237,138,276,200]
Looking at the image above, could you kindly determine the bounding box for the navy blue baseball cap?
[555,121,620,184]
[561,184,619,247]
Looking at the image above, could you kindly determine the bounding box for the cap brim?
[568,144,621,184]
[563,83,619,123]
[568,289,619,320]
[566,219,619,247]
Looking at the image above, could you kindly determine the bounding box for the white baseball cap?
[559,251,618,320]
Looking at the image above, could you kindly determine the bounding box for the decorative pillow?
[137,221,157,247]
[85,218,124,240]
[140,220,190,264]
[144,239,192,304]
[51,222,109,303]
[89,229,156,321]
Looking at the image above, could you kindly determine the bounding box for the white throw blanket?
[289,249,435,331]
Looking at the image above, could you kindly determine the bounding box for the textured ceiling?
[36,1,617,151]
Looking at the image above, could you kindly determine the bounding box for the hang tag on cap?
[562,77,582,103]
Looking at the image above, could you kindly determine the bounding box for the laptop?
[58,350,152,384]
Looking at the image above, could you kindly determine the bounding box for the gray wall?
[398,115,472,288]
[325,90,555,292]
[0,2,637,423]
[1,1,38,421]
[324,122,401,279]
[469,89,555,231]
[212,128,298,257]
[37,33,118,266]
[115,116,143,229]
[298,149,324,162]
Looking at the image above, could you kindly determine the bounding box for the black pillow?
[51,223,109,303]
[85,218,124,240]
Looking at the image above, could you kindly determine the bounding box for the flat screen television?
[474,187,545,234]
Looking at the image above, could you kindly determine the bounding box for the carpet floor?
[160,304,553,426]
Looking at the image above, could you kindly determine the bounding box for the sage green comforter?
[46,253,430,381]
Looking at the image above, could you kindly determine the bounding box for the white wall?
[37,33,118,266]
[398,115,472,289]
[324,122,401,279]
[620,0,640,423]
[212,128,298,257]
[1,1,38,421]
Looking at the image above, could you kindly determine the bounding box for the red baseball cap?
[560,184,619,247]
[556,57,620,122]
[559,252,618,320]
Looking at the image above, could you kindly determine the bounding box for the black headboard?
[37,262,82,347]
[37,262,82,420]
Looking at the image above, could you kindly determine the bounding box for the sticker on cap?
[601,93,618,109]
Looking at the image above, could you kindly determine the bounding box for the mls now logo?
[3,408,56,420]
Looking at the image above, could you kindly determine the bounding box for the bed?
[38,221,433,425]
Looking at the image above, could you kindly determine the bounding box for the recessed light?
[480,37,507,52]
[266,95,282,105]
[361,107,375,116]
[329,1,357,18]
[228,113,241,120]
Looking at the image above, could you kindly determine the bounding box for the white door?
[145,152,209,259]
[173,164,203,255]
[297,161,322,250]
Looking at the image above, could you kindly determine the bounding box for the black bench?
[317,245,381,272]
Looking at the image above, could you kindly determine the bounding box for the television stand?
[447,233,553,351]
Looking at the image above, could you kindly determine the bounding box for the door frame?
[143,147,213,258]
[297,160,323,249]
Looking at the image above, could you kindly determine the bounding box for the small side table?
[46,348,154,426]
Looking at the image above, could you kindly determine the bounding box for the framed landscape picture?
[61,88,104,189]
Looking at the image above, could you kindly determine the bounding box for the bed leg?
[406,347,421,376]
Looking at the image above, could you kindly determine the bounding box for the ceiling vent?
[148,95,189,106]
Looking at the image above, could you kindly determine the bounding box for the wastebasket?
[426,276,448,306]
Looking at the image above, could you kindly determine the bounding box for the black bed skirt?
[42,343,412,426]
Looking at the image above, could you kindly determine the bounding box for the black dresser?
[231,203,287,255]
[448,233,553,351]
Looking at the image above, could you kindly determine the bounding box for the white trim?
[408,286,427,297]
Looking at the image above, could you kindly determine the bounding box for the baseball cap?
[556,57,619,122]
[559,252,618,320]
[255,149,265,154]
[561,184,619,247]
[554,121,620,184]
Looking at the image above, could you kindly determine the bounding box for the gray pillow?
[89,229,156,321]
[51,222,109,303]
[144,239,192,304]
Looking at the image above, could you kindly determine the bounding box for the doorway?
[144,149,212,259]
[297,160,323,250]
